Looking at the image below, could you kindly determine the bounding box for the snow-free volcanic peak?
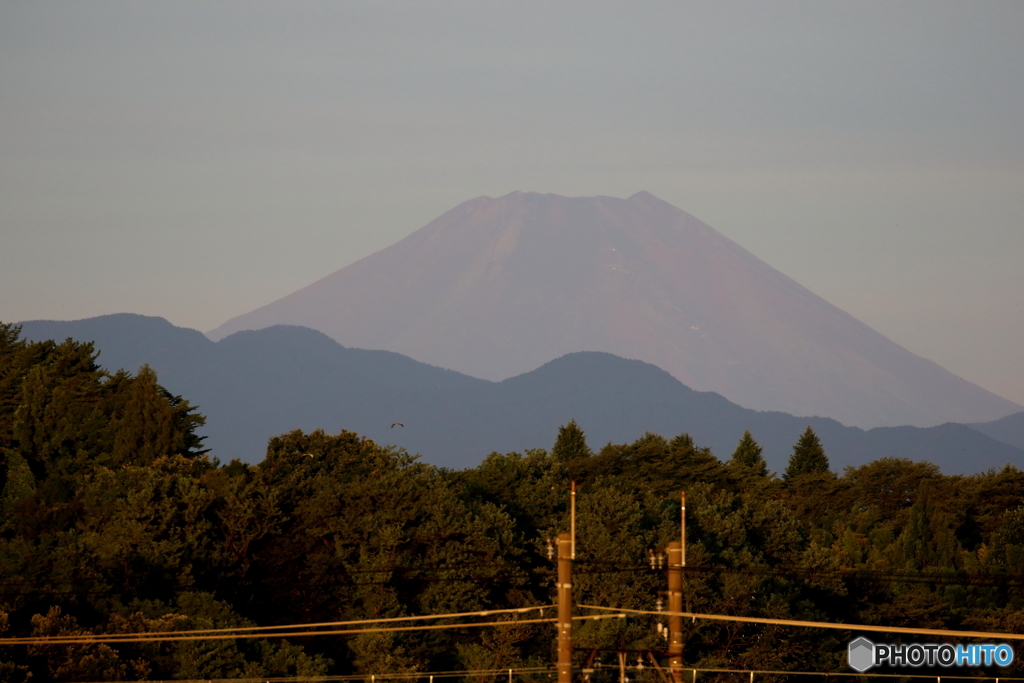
[208,191,1020,428]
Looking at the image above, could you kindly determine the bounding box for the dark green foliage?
[573,431,728,494]
[0,450,34,522]
[109,365,207,467]
[784,426,831,481]
[551,420,592,463]
[3,323,1024,680]
[1,329,206,483]
[729,430,769,478]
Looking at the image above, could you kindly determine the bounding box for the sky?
[1,1,1023,406]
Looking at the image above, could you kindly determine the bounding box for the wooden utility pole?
[557,532,573,683]
[667,540,683,683]
[570,482,577,559]
[680,491,687,567]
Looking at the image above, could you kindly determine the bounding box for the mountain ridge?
[17,314,1024,474]
[207,191,1020,428]
[968,411,1024,451]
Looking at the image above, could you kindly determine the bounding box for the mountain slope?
[18,315,1024,474]
[208,192,1019,428]
[968,412,1024,451]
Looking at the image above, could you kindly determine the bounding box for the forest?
[2,321,1024,683]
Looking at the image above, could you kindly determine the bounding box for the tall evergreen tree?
[729,430,769,478]
[784,426,830,481]
[551,420,592,463]
[110,365,206,465]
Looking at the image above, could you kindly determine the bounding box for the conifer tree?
[111,365,183,465]
[551,420,592,463]
[0,322,20,353]
[783,426,830,481]
[729,430,768,478]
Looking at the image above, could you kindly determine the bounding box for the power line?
[12,605,556,641]
[1,614,624,646]
[4,618,554,646]
[580,604,1024,641]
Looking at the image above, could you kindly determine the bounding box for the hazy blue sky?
[2,2,1022,406]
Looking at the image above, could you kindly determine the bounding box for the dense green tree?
[784,427,831,482]
[2,332,205,481]
[110,365,206,466]
[991,505,1024,571]
[11,342,109,474]
[665,432,728,486]
[729,430,769,479]
[551,419,592,463]
[458,448,564,540]
[582,431,727,494]
[28,606,139,682]
[841,458,941,529]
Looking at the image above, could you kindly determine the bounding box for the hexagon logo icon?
[848,637,875,672]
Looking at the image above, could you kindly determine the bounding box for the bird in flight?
[391,423,404,428]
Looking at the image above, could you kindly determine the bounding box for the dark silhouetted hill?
[18,315,1024,474]
[968,412,1024,451]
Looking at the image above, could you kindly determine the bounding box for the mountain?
[17,315,1024,475]
[968,412,1024,451]
[208,192,1019,429]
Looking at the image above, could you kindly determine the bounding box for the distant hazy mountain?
[18,315,1024,475]
[968,412,1024,451]
[208,192,1019,429]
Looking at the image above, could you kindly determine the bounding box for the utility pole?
[680,490,686,567]
[558,532,573,683]
[570,482,577,559]
[667,540,683,683]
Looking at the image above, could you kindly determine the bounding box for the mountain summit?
[209,191,1019,428]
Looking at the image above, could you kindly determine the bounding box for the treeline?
[2,322,1024,682]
